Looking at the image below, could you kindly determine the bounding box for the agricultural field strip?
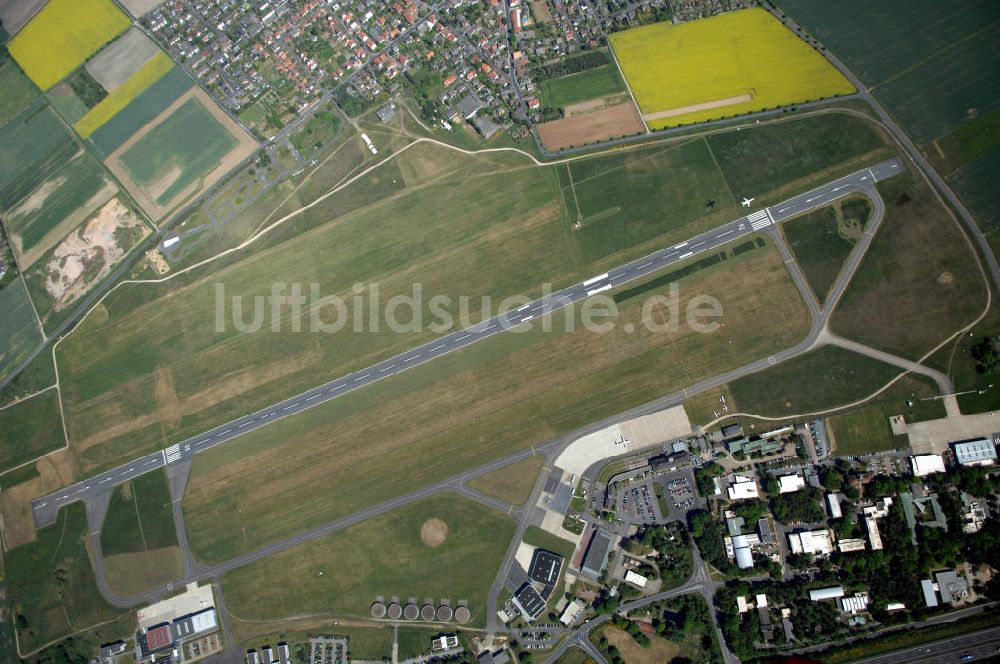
[30,158,902,527]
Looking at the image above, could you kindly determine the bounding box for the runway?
[31,158,902,529]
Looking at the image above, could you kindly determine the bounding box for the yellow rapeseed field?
[8,0,131,90]
[75,52,174,138]
[610,8,854,130]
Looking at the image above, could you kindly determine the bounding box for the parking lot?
[618,482,659,524]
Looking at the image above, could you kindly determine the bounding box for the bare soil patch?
[531,0,553,23]
[642,93,753,122]
[420,518,449,547]
[118,0,163,18]
[0,0,47,37]
[537,101,645,151]
[0,449,80,548]
[86,28,159,92]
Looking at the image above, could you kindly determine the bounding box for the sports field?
[221,494,514,626]
[100,468,181,596]
[0,54,38,127]
[0,102,78,209]
[5,151,118,268]
[609,8,853,130]
[539,65,626,109]
[7,0,131,90]
[5,503,121,652]
[0,279,43,387]
[832,175,988,360]
[0,389,64,473]
[182,238,809,562]
[75,52,174,138]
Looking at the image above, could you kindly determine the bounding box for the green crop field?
[467,454,546,507]
[89,66,193,157]
[0,389,63,473]
[0,101,77,209]
[118,97,238,207]
[0,278,43,386]
[729,345,901,418]
[5,503,121,652]
[539,64,626,108]
[780,0,1000,144]
[781,196,870,303]
[0,53,37,128]
[949,147,1000,232]
[5,151,117,268]
[182,238,810,563]
[832,175,987,360]
[99,468,180,596]
[47,81,90,125]
[221,493,514,626]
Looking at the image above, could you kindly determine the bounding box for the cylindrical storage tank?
[421,604,436,621]
[403,604,419,621]
[370,602,387,618]
[455,606,471,623]
[387,603,402,620]
[436,605,454,622]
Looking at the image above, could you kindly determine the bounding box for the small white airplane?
[741,196,755,208]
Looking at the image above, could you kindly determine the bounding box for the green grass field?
[539,65,626,108]
[47,82,90,124]
[290,109,340,157]
[949,147,1000,232]
[0,101,77,209]
[56,116,892,481]
[89,67,194,157]
[0,389,64,473]
[729,345,901,417]
[118,97,238,206]
[99,469,180,596]
[827,375,946,455]
[831,175,987,360]
[5,503,121,652]
[467,455,546,506]
[555,648,596,664]
[0,54,38,128]
[0,278,43,387]
[182,239,809,563]
[929,107,1000,174]
[5,151,116,268]
[221,493,513,626]
[0,346,56,407]
[703,113,890,198]
[781,196,870,303]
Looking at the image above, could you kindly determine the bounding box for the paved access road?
[30,158,902,528]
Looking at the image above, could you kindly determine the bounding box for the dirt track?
[537,101,645,151]
[643,93,752,122]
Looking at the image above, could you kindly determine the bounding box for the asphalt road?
[848,625,1000,664]
[30,158,902,528]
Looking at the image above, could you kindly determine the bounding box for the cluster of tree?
[592,586,620,615]
[970,335,1000,374]
[649,595,724,664]
[530,50,609,81]
[622,522,692,586]
[29,636,95,664]
[688,509,733,574]
[769,487,825,524]
[694,462,724,498]
[609,615,651,647]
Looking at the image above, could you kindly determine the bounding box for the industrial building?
[527,549,562,589]
[512,583,546,621]
[952,438,998,466]
[808,586,845,601]
[787,529,834,556]
[827,493,843,519]
[778,473,805,493]
[580,528,614,579]
[728,476,759,501]
[910,454,946,477]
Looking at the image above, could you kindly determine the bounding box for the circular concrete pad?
[420,518,449,547]
[421,604,436,621]
[371,602,386,618]
[455,606,471,623]
[387,603,402,620]
[403,604,420,621]
[436,605,454,621]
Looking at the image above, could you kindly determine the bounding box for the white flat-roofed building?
[953,438,998,466]
[838,593,869,614]
[809,586,844,601]
[911,454,946,477]
[788,529,834,556]
[624,570,648,588]
[864,515,883,550]
[731,534,754,569]
[779,473,805,493]
[838,538,866,553]
[827,493,843,519]
[728,479,759,501]
[559,599,585,626]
